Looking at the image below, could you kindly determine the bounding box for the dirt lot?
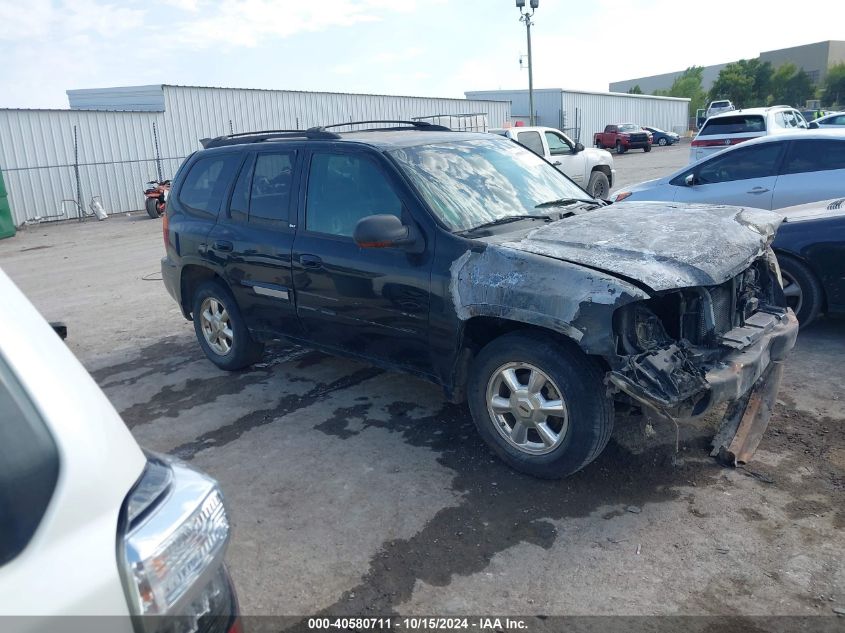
[1,144,843,622]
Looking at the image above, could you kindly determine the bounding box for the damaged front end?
[607,254,798,466]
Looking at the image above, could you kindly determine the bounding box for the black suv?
[162,121,798,478]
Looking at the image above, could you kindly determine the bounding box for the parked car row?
[615,128,845,327]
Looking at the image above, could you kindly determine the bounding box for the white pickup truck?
[492,126,616,199]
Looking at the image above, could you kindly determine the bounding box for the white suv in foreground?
[690,106,808,163]
[0,268,240,632]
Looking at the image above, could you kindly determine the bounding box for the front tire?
[191,280,265,370]
[644,144,651,152]
[587,171,610,199]
[658,137,668,146]
[467,331,613,479]
[778,255,823,328]
[615,141,626,154]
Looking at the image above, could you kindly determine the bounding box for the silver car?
[809,111,845,128]
[614,129,845,211]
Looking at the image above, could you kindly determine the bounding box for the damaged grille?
[616,258,776,354]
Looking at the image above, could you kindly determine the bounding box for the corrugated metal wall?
[0,109,163,224]
[0,86,512,226]
[466,89,690,145]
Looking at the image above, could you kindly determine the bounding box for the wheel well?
[591,164,612,187]
[180,265,224,318]
[773,250,828,311]
[448,317,607,403]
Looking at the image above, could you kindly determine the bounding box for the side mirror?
[354,214,418,250]
[808,121,819,129]
[574,142,584,153]
[684,173,696,187]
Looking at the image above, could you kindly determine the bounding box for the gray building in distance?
[610,40,845,94]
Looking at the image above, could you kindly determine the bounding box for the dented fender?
[449,245,649,356]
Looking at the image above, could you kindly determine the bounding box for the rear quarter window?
[516,131,544,156]
[0,355,59,566]
[700,115,766,136]
[177,153,241,217]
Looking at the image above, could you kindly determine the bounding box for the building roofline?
[466,88,690,102]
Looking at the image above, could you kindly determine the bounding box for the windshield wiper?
[534,197,603,209]
[459,214,553,233]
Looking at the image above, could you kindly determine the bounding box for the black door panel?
[292,148,434,373]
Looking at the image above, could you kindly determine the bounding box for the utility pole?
[516,0,539,125]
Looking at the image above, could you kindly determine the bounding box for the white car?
[492,126,616,199]
[690,106,809,163]
[705,99,735,118]
[614,129,845,211]
[809,111,845,128]
[0,268,240,631]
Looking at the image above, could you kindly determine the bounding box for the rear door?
[291,146,434,372]
[544,130,586,184]
[206,147,303,337]
[771,139,845,209]
[673,141,786,209]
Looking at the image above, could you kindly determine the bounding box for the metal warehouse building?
[0,84,512,226]
[465,88,690,146]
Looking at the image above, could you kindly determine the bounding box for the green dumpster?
[0,168,15,240]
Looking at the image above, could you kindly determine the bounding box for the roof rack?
[308,119,453,134]
[200,128,340,148]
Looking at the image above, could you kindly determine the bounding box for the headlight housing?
[119,454,237,633]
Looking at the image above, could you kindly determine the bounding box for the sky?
[0,0,843,109]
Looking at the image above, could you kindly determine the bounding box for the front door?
[291,148,434,373]
[544,130,586,184]
[673,141,785,210]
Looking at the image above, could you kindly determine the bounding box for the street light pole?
[516,0,538,126]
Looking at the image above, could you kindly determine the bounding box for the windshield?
[389,137,589,232]
[618,124,640,132]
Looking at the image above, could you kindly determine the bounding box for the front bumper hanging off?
[608,309,799,466]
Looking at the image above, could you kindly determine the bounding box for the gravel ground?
[1,144,843,624]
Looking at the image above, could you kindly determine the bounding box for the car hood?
[499,201,784,291]
[778,197,845,223]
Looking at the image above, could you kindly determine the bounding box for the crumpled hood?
[502,202,784,291]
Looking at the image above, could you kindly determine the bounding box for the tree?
[769,63,814,107]
[823,62,845,107]
[627,85,643,94]
[665,66,707,114]
[709,63,755,106]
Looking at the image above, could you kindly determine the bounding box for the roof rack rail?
[308,119,453,133]
[200,128,341,148]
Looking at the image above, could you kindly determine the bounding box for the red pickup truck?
[594,123,652,154]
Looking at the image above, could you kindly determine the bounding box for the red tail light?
[691,137,752,148]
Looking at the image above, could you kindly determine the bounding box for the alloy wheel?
[199,297,233,355]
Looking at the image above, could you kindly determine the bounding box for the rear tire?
[191,280,265,371]
[778,255,823,328]
[145,197,162,219]
[595,140,603,149]
[467,331,614,479]
[587,171,610,199]
[615,141,626,154]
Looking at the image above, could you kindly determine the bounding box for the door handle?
[211,240,234,253]
[747,187,770,194]
[299,254,323,269]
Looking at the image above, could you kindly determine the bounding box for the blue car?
[643,126,680,146]
[773,197,845,328]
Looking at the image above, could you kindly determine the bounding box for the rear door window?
[696,143,785,184]
[782,140,845,174]
[516,131,544,156]
[178,153,240,216]
[0,356,59,566]
[544,131,572,155]
[700,115,766,136]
